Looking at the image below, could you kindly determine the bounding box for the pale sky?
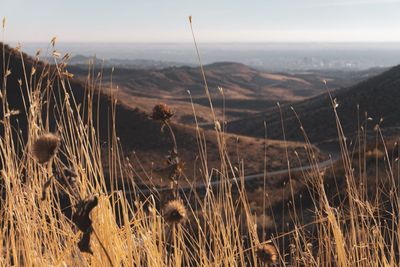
[1,0,400,43]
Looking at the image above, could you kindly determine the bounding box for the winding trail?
[131,156,339,195]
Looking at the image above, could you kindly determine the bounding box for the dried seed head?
[72,196,98,254]
[256,243,278,266]
[78,231,93,254]
[151,104,174,121]
[59,167,79,200]
[63,167,78,179]
[155,160,184,182]
[168,160,185,181]
[42,167,79,202]
[165,151,184,181]
[163,200,187,225]
[72,196,98,233]
[32,133,61,164]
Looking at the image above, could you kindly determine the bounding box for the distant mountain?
[226,64,400,148]
[21,42,400,71]
[66,54,192,69]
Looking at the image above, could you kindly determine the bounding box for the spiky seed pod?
[163,199,187,225]
[63,167,78,178]
[256,243,278,266]
[72,196,98,233]
[32,133,61,164]
[72,196,98,254]
[151,104,174,121]
[59,167,80,200]
[168,160,185,181]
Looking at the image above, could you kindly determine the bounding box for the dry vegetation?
[1,20,400,267]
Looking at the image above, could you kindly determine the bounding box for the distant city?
[16,42,400,71]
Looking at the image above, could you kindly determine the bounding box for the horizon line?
[8,41,400,45]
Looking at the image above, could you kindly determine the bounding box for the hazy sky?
[1,0,400,43]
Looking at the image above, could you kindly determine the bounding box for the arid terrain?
[2,40,400,266]
[0,44,326,188]
[4,42,396,198]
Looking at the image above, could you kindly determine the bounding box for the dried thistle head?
[58,167,80,200]
[60,167,78,186]
[164,150,184,181]
[32,133,61,164]
[256,243,278,266]
[72,196,98,254]
[155,160,184,182]
[62,167,78,179]
[163,199,187,225]
[168,160,185,181]
[41,167,79,202]
[151,104,174,121]
[72,196,98,232]
[78,231,93,254]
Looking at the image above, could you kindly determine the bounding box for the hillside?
[71,61,318,101]
[68,61,385,125]
[69,61,328,124]
[0,43,324,187]
[227,64,400,148]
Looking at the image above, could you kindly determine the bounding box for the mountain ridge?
[226,63,400,148]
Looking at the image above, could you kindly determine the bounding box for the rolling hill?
[226,63,400,149]
[68,60,385,125]
[71,61,319,101]
[69,61,319,124]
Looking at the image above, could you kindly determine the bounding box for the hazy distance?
[15,42,400,71]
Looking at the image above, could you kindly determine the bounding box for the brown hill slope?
[78,62,317,100]
[69,62,385,125]
[227,64,400,147]
[0,44,324,187]
[69,62,324,124]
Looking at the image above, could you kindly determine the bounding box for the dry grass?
[1,20,400,267]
